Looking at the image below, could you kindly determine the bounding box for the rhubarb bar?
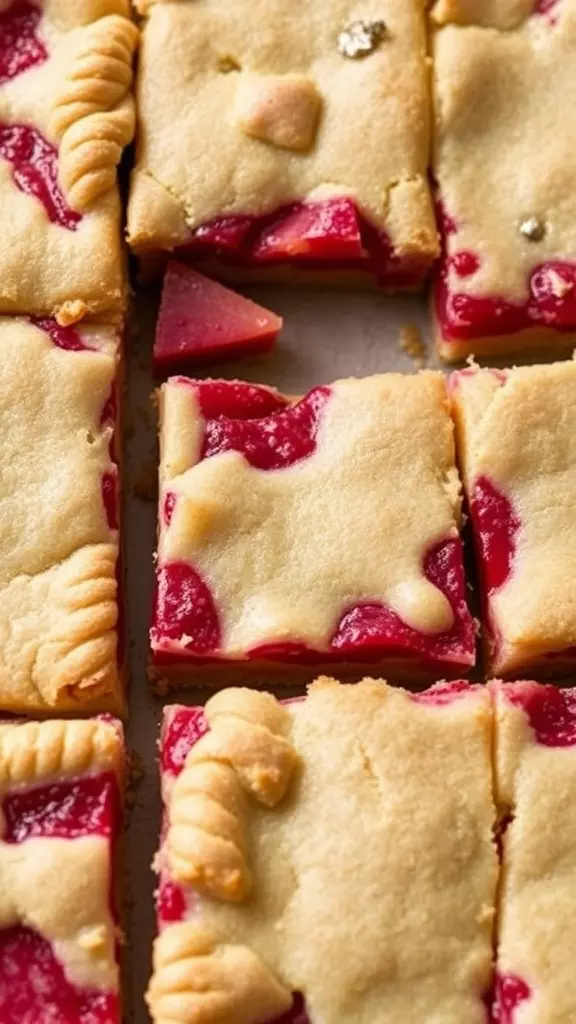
[147,678,497,1024]
[127,0,438,287]
[0,716,124,1023]
[492,681,576,1022]
[0,1,137,323]
[432,0,576,359]
[451,361,576,677]
[0,316,123,714]
[152,373,475,682]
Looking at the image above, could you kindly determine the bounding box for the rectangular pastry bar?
[147,678,497,1024]
[492,680,576,1023]
[152,373,475,683]
[451,361,576,678]
[0,0,137,323]
[0,316,123,714]
[431,0,576,360]
[0,716,124,1023]
[128,0,438,287]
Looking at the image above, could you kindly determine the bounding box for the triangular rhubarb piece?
[253,197,364,262]
[154,262,283,369]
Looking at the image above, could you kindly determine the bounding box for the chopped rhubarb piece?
[154,262,282,369]
[252,198,364,262]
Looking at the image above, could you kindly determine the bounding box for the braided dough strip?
[167,689,299,901]
[147,922,292,1024]
[51,15,139,211]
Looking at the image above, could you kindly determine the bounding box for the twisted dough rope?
[0,717,122,788]
[50,15,139,212]
[167,688,299,902]
[147,922,292,1024]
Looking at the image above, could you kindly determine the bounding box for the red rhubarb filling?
[154,262,282,369]
[177,198,429,288]
[0,124,81,230]
[0,1,46,86]
[0,927,119,1024]
[0,770,121,1023]
[436,204,576,344]
[492,973,532,1023]
[152,381,475,671]
[500,681,576,747]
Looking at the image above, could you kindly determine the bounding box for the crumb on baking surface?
[399,323,427,367]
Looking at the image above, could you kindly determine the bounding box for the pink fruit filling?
[0,1,46,86]
[0,124,81,231]
[0,771,121,1023]
[492,973,532,1023]
[178,198,429,287]
[2,773,120,843]
[436,202,576,344]
[501,682,576,746]
[0,927,119,1024]
[411,679,477,705]
[470,477,520,594]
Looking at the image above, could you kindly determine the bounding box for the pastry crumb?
[399,323,427,366]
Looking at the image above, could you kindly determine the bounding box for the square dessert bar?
[451,361,576,678]
[152,373,475,683]
[147,679,497,1024]
[0,0,137,323]
[432,0,576,360]
[492,681,576,1022]
[0,316,123,714]
[0,716,124,1023]
[128,0,438,287]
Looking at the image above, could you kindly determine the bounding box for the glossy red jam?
[0,1,46,86]
[154,262,282,368]
[2,773,120,843]
[178,198,429,288]
[0,926,119,1024]
[436,199,576,345]
[0,124,81,231]
[500,681,576,747]
[492,973,532,1023]
[470,477,520,594]
[199,384,330,469]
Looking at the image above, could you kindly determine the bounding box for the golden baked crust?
[0,716,123,994]
[148,679,497,1024]
[127,0,437,267]
[0,317,123,714]
[432,1,576,356]
[493,681,576,1021]
[451,361,576,675]
[157,374,464,657]
[0,2,137,322]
